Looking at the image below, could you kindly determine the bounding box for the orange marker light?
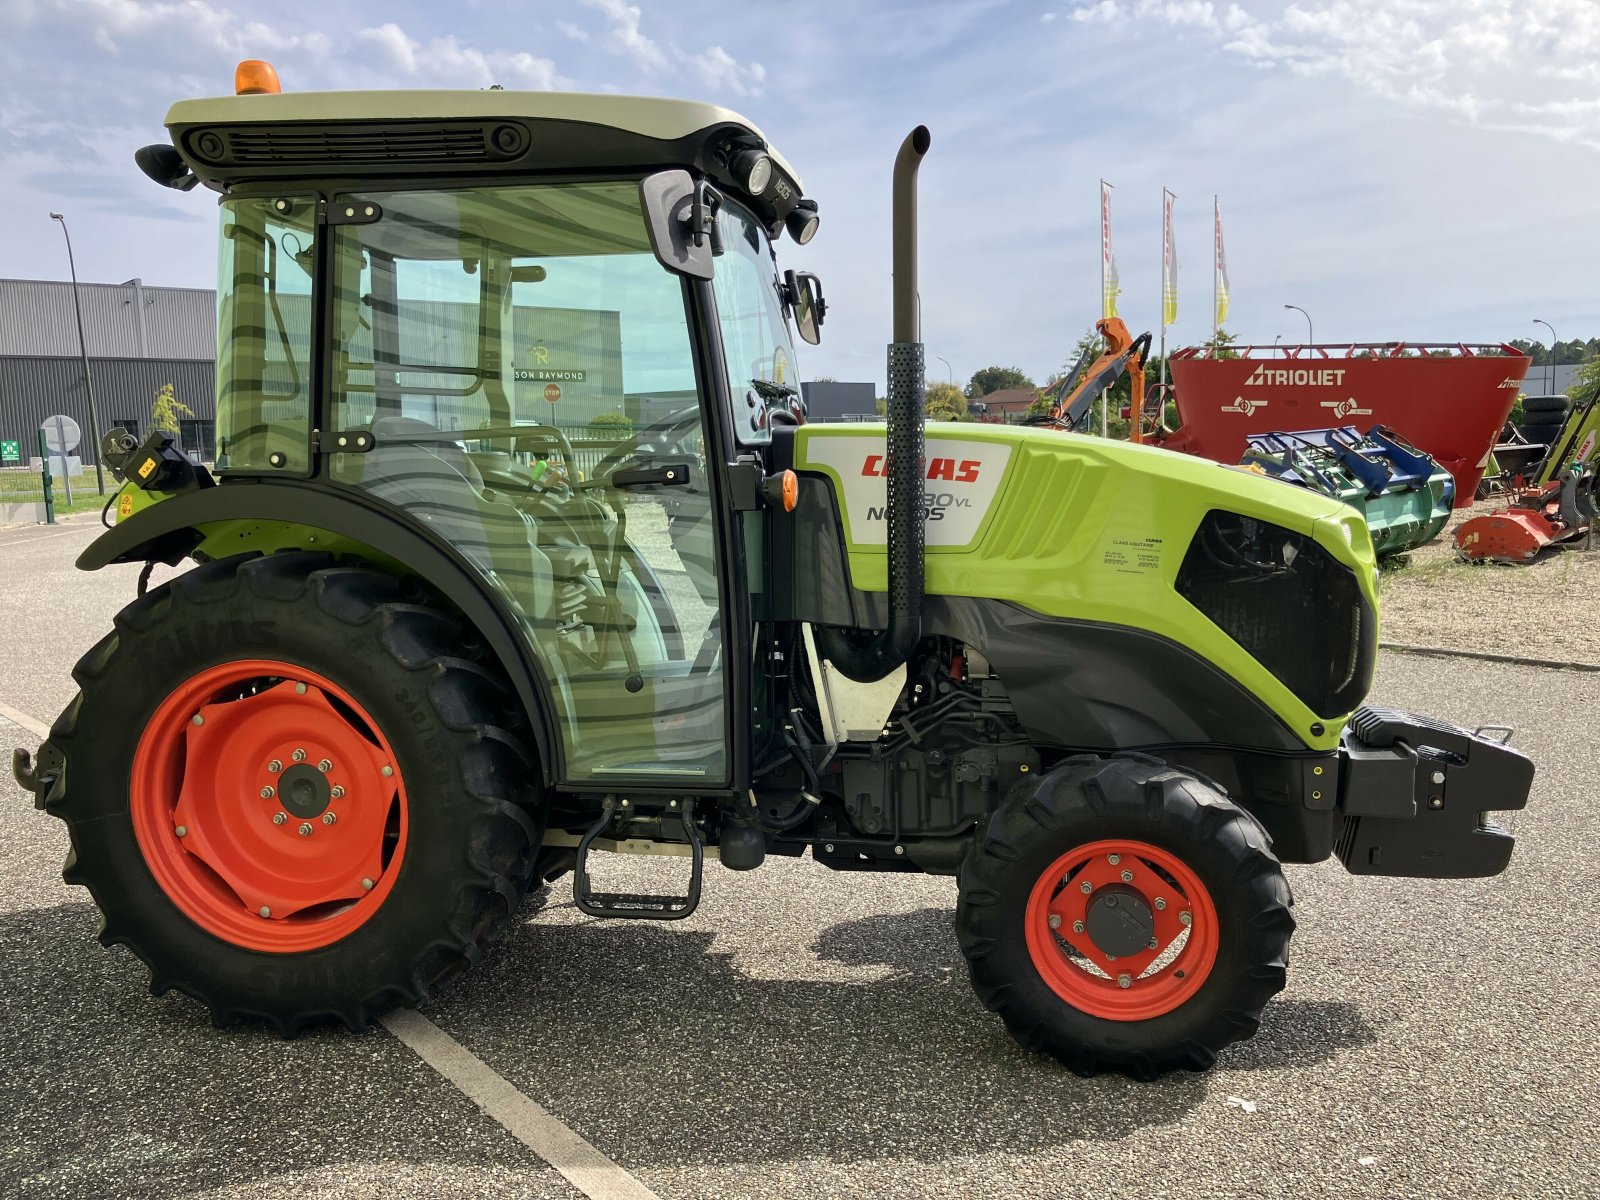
[780,469,798,512]
[235,60,282,96]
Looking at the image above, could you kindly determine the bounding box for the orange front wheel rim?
[1024,838,1219,1021]
[130,660,408,953]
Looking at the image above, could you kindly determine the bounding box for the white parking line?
[0,701,49,739]
[380,1008,662,1200]
[6,697,656,1198]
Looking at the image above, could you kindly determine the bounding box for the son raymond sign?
[1159,343,1531,508]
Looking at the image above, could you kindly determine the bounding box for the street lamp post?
[934,355,954,385]
[49,212,107,494]
[1533,319,1557,395]
[1283,304,1313,347]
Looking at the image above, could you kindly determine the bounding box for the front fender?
[78,481,557,781]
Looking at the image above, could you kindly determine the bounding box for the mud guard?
[74,481,558,781]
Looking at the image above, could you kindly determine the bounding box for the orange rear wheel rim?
[130,660,408,953]
[1024,838,1219,1021]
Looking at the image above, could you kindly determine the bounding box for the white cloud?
[685,45,765,97]
[356,23,563,90]
[580,0,764,96]
[1060,0,1600,147]
[557,20,590,42]
[580,0,670,71]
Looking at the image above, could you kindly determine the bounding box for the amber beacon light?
[235,60,282,95]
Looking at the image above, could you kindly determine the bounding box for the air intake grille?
[184,121,531,168]
[1175,509,1376,719]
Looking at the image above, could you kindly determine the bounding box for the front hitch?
[1335,705,1534,878]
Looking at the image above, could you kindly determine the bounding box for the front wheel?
[956,755,1294,1079]
[45,551,544,1033]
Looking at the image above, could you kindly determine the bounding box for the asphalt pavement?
[1,518,1596,1199]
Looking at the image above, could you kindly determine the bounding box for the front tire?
[956,755,1294,1079]
[45,551,544,1033]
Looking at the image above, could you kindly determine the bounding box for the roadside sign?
[42,414,82,454]
[544,384,562,404]
[40,414,81,506]
[0,440,18,463]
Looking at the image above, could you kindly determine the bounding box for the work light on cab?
[732,148,774,195]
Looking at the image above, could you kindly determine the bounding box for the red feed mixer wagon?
[1152,343,1531,507]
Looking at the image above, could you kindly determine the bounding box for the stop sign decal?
[544,384,562,403]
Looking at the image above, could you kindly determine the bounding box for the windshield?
[713,203,802,444]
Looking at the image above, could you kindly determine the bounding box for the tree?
[150,382,195,437]
[964,366,1033,399]
[586,411,634,440]
[924,380,970,421]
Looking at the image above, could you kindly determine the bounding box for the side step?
[573,798,703,920]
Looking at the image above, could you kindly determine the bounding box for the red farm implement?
[1149,343,1530,508]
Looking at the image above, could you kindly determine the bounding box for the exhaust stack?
[818,125,930,682]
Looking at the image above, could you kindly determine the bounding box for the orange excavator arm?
[1036,317,1152,439]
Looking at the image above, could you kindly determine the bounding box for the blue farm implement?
[1241,425,1455,557]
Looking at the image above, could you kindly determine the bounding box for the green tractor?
[14,68,1534,1078]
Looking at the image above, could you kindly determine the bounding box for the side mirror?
[640,170,718,280]
[785,270,826,345]
[134,144,198,192]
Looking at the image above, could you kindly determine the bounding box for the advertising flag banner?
[1162,188,1178,328]
[1100,180,1119,318]
[1214,197,1230,329]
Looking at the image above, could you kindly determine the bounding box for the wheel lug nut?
[1079,880,1093,894]
[1154,897,1167,910]
[317,759,332,774]
[322,812,337,826]
[295,683,308,695]
[1117,973,1132,989]
[267,759,283,774]
[361,877,375,890]
[260,786,275,799]
[191,715,204,726]
[1179,911,1193,927]
[1120,869,1133,883]
[292,748,307,762]
[298,822,314,836]
[259,906,272,918]
[272,812,287,826]
[330,785,346,800]
[174,825,187,837]
[381,765,393,778]
[1072,920,1085,934]
[1048,914,1062,929]
[1107,853,1120,865]
[1148,938,1159,949]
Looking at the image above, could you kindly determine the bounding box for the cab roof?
[165,89,803,192]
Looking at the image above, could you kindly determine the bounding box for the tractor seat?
[349,416,556,622]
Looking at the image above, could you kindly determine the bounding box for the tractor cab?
[148,83,824,787]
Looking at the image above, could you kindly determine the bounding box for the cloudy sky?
[3,0,1597,388]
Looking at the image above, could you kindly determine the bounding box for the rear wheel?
[45,551,543,1033]
[956,755,1293,1079]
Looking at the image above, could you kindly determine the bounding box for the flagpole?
[1160,188,1174,394]
[1212,195,1219,351]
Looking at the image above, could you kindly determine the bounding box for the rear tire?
[44,551,544,1033]
[1523,395,1570,415]
[956,755,1293,1079]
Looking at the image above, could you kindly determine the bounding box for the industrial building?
[0,277,216,466]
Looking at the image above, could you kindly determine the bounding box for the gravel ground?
[2,519,1596,1199]
[1377,498,1600,664]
